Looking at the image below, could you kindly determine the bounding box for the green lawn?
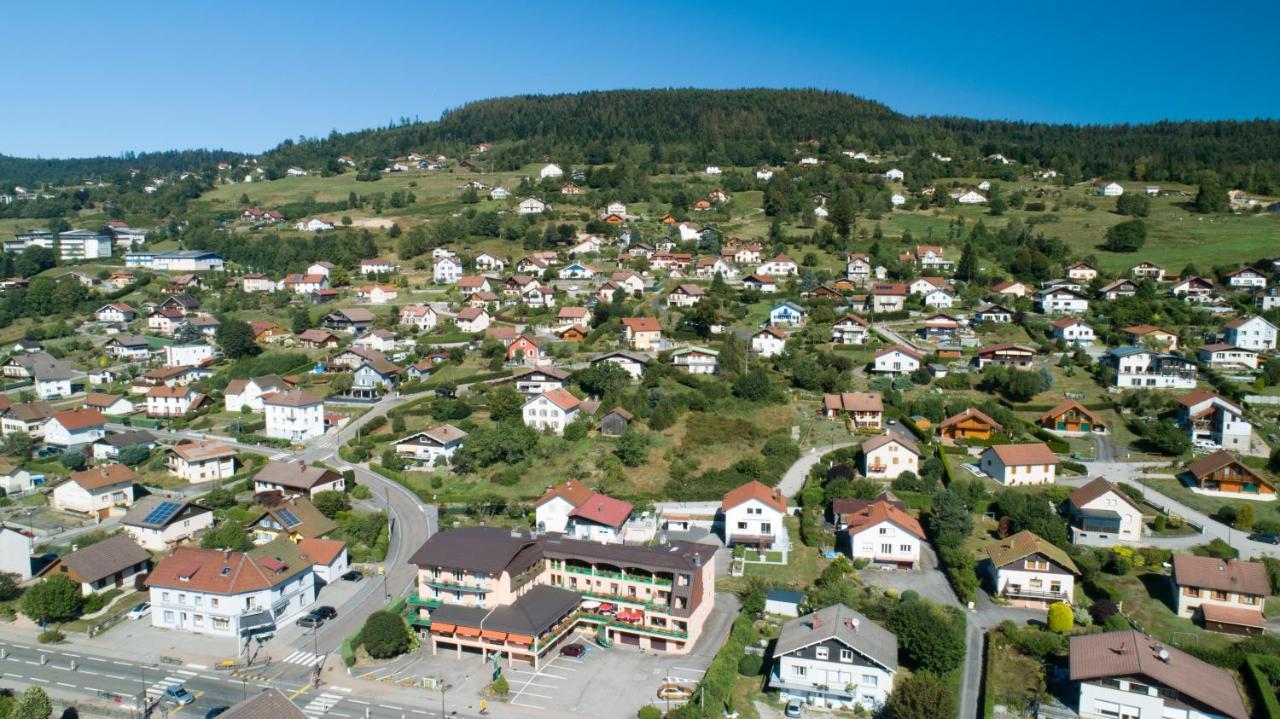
[1143,475,1280,524]
[1107,571,1239,653]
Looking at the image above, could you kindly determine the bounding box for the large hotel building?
[406,526,716,668]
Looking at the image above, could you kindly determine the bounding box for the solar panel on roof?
[276,508,302,528]
[143,501,182,525]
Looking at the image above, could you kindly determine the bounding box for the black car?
[1249,532,1280,545]
[311,606,337,620]
[340,570,364,582]
[296,615,323,629]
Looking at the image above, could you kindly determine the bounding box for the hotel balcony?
[422,578,491,594]
[561,564,673,588]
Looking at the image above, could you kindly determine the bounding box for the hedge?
[938,447,957,487]
[1246,654,1280,719]
[679,614,752,717]
[981,633,996,719]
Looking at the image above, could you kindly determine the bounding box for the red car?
[560,644,587,658]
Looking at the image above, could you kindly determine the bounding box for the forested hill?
[260,88,1280,191]
[0,148,244,187]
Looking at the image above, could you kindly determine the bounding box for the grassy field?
[1108,570,1240,653]
[1143,475,1280,524]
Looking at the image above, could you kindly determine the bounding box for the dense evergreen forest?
[258,89,1280,192]
[5,89,1280,192]
[0,149,243,187]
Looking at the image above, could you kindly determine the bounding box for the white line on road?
[79,670,98,675]
[187,663,208,669]
[56,682,75,688]
[30,677,47,683]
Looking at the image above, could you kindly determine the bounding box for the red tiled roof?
[721,480,787,513]
[985,442,1057,466]
[51,407,106,430]
[534,480,595,509]
[843,500,925,540]
[568,493,633,529]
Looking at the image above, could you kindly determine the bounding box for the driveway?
[855,546,958,607]
[777,441,858,497]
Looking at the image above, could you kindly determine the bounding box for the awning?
[430,622,455,633]
[455,626,481,637]
[239,610,275,634]
[507,633,533,645]
[480,630,507,641]
[616,610,643,622]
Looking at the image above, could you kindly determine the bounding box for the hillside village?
[1,101,1280,719]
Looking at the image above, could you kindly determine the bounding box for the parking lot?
[504,627,710,715]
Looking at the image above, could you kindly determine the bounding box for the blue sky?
[4,1,1277,158]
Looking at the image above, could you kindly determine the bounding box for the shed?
[599,407,632,437]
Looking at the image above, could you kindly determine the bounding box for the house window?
[163,610,174,623]
[839,649,853,663]
[737,522,748,530]
[791,665,806,678]
[880,544,893,554]
[862,674,878,687]
[760,523,771,534]
[1212,590,1229,601]
[213,617,229,630]
[900,545,912,553]
[1025,559,1049,571]
[1242,595,1259,605]
[1182,586,1200,597]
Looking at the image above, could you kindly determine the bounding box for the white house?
[146,539,318,638]
[392,425,467,465]
[1105,347,1198,389]
[1037,288,1090,314]
[882,168,904,181]
[860,435,919,481]
[1196,343,1259,371]
[52,464,137,518]
[720,481,788,551]
[768,603,898,712]
[474,252,507,271]
[0,527,36,579]
[768,301,807,326]
[979,443,1057,486]
[1051,317,1095,347]
[44,408,106,449]
[165,343,213,367]
[956,190,986,204]
[1176,389,1252,452]
[433,256,462,284]
[539,163,564,179]
[168,440,237,483]
[705,166,722,175]
[122,497,215,551]
[518,197,547,215]
[1224,315,1277,351]
[224,375,293,413]
[984,530,1079,607]
[263,389,325,442]
[454,307,491,333]
[533,479,594,534]
[145,386,207,417]
[1101,182,1124,196]
[399,304,439,331]
[36,534,150,596]
[1225,267,1266,289]
[360,258,399,276]
[295,217,335,232]
[670,346,719,375]
[751,328,787,358]
[95,303,136,324]
[1066,262,1098,282]
[522,388,582,435]
[1070,631,1248,719]
[1065,478,1144,546]
[831,314,870,345]
[922,288,955,309]
[839,496,926,570]
[872,345,922,375]
[757,255,798,277]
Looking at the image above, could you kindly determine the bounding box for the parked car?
[311,606,337,620]
[296,615,323,629]
[1249,532,1280,545]
[784,699,804,718]
[560,643,586,658]
[340,570,364,582]
[165,685,195,706]
[1193,439,1221,452]
[127,602,151,620]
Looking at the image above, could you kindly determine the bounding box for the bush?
[638,707,662,719]
[888,599,966,674]
[359,611,410,659]
[351,484,373,500]
[737,654,763,676]
[1090,599,1120,625]
[1048,601,1073,633]
[492,674,509,695]
[36,628,64,644]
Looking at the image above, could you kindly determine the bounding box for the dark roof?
[122,497,211,529]
[1171,555,1269,595]
[1069,630,1246,719]
[1067,477,1143,514]
[430,584,581,638]
[774,604,897,672]
[43,534,149,583]
[96,430,157,448]
[409,526,541,574]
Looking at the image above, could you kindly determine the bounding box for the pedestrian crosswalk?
[281,650,326,667]
[303,691,343,718]
[145,669,197,698]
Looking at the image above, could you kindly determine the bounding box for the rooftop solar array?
[144,501,182,526]
[276,508,302,528]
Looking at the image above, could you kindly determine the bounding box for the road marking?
[511,700,544,708]
[105,674,127,681]
[516,691,553,699]
[174,669,197,676]
[30,677,48,683]
[348,699,369,705]
[334,686,352,693]
[56,682,75,688]
[61,652,80,658]
[79,670,98,675]
[112,661,132,667]
[186,663,208,669]
[378,704,399,709]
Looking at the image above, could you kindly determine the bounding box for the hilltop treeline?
[0,148,243,187]
[257,88,1280,192]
